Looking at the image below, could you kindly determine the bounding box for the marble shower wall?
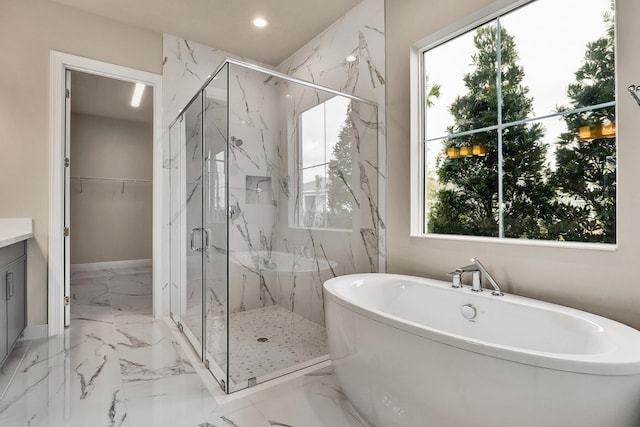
[226,65,280,316]
[276,0,386,276]
[163,38,241,128]
[161,0,385,329]
[272,0,386,325]
[273,77,380,326]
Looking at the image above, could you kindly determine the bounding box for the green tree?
[548,7,616,243]
[425,75,441,108]
[326,104,355,229]
[429,25,553,237]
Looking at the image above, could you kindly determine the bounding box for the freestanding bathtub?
[324,274,640,427]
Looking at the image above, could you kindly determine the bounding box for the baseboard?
[71,259,152,272]
[21,324,49,340]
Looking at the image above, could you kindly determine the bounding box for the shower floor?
[206,305,328,386]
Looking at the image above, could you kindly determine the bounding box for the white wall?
[0,0,161,325]
[385,0,640,329]
[70,113,153,264]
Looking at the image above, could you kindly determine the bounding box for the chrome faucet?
[450,258,504,296]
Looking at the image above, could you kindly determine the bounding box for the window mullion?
[496,18,505,239]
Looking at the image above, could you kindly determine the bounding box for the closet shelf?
[71,176,151,183]
[71,176,151,194]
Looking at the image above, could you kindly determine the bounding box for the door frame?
[48,51,163,336]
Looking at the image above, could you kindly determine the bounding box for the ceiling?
[71,71,153,123]
[50,0,363,66]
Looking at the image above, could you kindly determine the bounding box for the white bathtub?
[324,273,640,427]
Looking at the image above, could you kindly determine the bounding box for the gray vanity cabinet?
[0,241,26,366]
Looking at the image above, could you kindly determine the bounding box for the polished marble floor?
[0,267,370,427]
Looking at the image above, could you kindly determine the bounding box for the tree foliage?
[326,104,355,229]
[428,25,554,238]
[429,8,616,244]
[548,8,616,243]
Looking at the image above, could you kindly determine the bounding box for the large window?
[298,96,353,229]
[421,0,616,243]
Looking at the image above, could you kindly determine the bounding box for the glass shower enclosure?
[168,59,380,393]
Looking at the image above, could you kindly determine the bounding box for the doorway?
[67,70,154,324]
[49,52,163,336]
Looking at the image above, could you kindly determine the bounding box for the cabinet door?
[6,258,25,348]
[0,267,7,363]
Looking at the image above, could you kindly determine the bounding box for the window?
[420,0,616,244]
[298,96,353,230]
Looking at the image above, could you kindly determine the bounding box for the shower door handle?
[190,227,203,252]
[190,228,198,251]
[190,227,210,252]
[203,228,211,251]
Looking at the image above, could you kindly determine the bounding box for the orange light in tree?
[601,122,616,138]
[459,146,473,157]
[472,145,488,156]
[447,147,460,158]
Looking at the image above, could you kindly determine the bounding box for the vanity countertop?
[0,218,33,249]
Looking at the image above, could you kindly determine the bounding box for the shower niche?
[167,59,381,393]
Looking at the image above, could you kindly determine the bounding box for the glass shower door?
[168,68,231,391]
[203,65,230,390]
[182,92,205,357]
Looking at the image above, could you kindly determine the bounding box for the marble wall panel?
[275,0,386,277]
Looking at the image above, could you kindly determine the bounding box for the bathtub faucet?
[454,258,504,296]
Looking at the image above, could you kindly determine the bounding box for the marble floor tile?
[114,318,172,353]
[122,372,216,427]
[0,336,70,427]
[70,269,117,280]
[0,340,30,401]
[187,404,272,427]
[70,281,111,307]
[253,374,371,427]
[1,266,363,427]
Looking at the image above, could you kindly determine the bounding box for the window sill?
[409,232,618,252]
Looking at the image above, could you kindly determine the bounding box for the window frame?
[409,0,618,250]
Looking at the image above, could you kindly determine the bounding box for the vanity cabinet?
[0,241,26,366]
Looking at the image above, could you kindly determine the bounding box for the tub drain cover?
[257,337,269,342]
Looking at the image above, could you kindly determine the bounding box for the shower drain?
[257,337,269,343]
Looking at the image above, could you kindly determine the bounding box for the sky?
[423,0,613,173]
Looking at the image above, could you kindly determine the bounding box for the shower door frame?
[169,109,205,363]
[169,66,231,392]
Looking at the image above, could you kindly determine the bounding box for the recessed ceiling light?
[346,55,357,63]
[131,83,146,107]
[252,17,269,28]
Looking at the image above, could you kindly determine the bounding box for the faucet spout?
[470,258,503,296]
[455,263,478,273]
